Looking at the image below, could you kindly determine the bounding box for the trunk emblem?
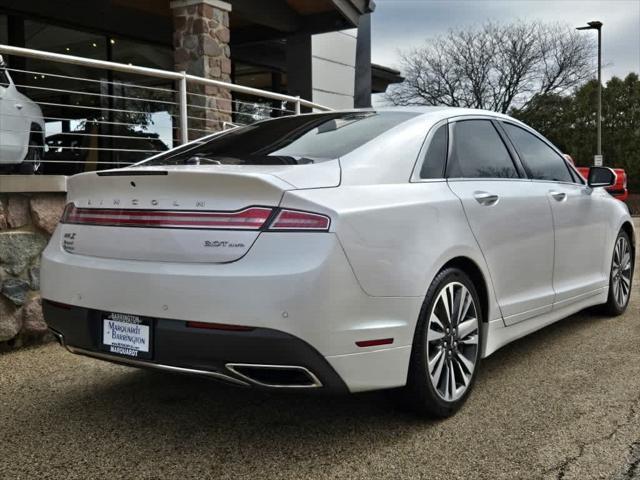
[204,241,246,248]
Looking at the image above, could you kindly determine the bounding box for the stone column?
[170,0,232,139]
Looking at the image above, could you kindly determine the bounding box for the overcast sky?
[371,0,640,81]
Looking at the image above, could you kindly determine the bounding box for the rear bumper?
[45,301,349,392]
[41,230,420,392]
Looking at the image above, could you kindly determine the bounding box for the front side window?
[419,124,448,179]
[502,123,573,183]
[447,120,518,179]
[144,111,419,166]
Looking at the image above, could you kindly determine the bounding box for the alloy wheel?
[612,235,632,308]
[426,281,479,402]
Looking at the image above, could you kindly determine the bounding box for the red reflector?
[61,203,272,230]
[355,338,394,347]
[186,321,254,331]
[268,209,330,231]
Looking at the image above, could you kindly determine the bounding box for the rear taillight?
[267,209,330,231]
[60,203,331,231]
[60,203,75,223]
[60,203,273,230]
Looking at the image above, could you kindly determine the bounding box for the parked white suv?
[0,54,45,174]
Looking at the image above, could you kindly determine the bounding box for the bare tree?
[385,21,594,113]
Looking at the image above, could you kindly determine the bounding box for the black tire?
[601,229,634,316]
[17,143,42,175]
[401,267,483,418]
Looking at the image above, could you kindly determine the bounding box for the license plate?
[101,312,152,359]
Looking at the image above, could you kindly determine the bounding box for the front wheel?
[402,268,483,418]
[601,230,634,316]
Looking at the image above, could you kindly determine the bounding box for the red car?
[564,155,628,202]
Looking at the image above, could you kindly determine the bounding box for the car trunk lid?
[61,162,339,263]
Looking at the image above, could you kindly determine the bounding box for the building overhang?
[329,0,376,26]
[0,1,376,48]
[230,0,376,45]
[371,63,404,93]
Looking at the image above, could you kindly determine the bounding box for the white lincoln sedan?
[41,108,634,417]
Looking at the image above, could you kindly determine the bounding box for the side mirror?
[588,166,616,188]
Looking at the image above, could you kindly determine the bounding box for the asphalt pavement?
[2,221,640,480]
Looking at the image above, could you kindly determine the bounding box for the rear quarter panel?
[281,182,501,321]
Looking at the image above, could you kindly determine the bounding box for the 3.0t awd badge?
[204,240,246,248]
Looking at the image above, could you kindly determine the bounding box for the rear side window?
[144,111,418,166]
[502,123,573,183]
[420,124,448,179]
[447,120,518,179]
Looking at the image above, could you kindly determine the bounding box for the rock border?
[0,192,64,347]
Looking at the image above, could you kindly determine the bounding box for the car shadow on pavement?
[17,305,628,478]
[39,361,435,469]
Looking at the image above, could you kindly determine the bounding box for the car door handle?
[549,190,567,202]
[473,191,499,206]
[15,103,23,110]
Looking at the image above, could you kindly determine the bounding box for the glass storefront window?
[110,37,175,152]
[4,19,176,174]
[111,37,172,71]
[12,21,107,173]
[25,20,106,60]
[0,15,7,45]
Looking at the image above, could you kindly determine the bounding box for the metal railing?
[0,44,332,174]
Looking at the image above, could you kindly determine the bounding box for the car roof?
[374,106,516,121]
[304,106,521,125]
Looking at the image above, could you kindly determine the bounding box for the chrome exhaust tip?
[225,363,323,388]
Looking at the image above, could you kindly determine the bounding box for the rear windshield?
[142,111,418,166]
